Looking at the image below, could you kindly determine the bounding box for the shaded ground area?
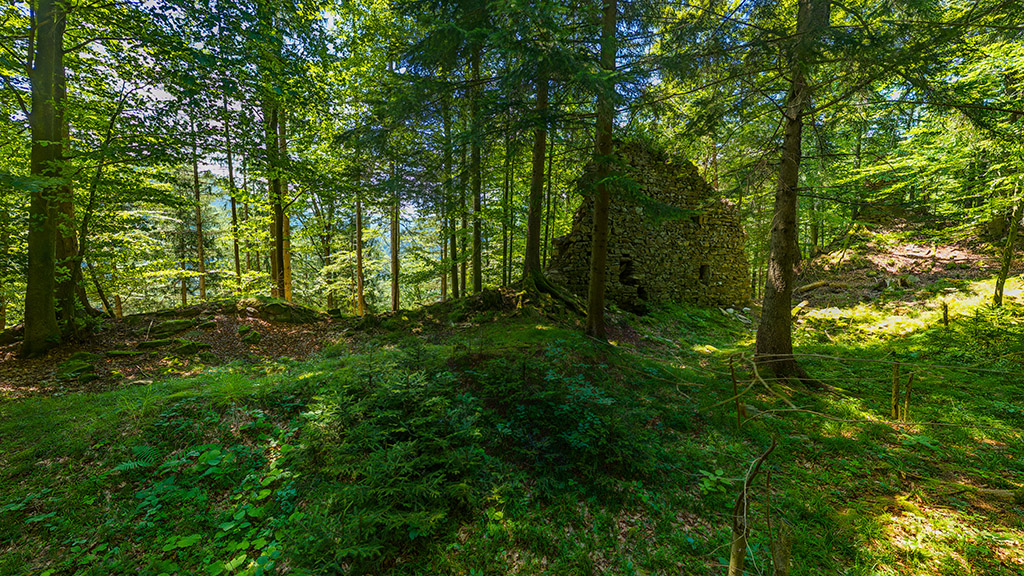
[0,299,341,399]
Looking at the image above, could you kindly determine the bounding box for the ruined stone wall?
[547,141,749,309]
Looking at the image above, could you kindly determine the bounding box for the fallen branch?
[729,438,778,576]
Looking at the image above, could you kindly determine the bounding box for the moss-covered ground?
[1,277,1023,575]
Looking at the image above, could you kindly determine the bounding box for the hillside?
[2,232,1024,575]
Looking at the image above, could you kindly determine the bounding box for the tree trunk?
[192,121,206,301]
[440,221,447,302]
[54,35,87,334]
[543,127,555,269]
[471,43,483,294]
[265,102,286,299]
[523,65,548,281]
[585,0,617,340]
[23,0,65,357]
[223,91,242,292]
[112,262,123,318]
[502,134,511,287]
[86,260,113,316]
[460,144,468,295]
[754,0,830,377]
[994,188,1023,307]
[390,191,400,312]
[443,98,459,300]
[356,194,365,316]
[180,260,188,307]
[279,113,292,302]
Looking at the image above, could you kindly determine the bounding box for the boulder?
[151,319,195,337]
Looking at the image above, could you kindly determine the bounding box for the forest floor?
[2,225,1024,576]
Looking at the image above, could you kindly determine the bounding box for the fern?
[112,445,160,473]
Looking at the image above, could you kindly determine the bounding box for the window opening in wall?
[699,264,710,283]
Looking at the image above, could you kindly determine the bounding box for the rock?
[197,351,220,364]
[106,350,144,357]
[138,338,179,349]
[69,351,102,362]
[197,320,217,329]
[151,319,195,337]
[237,324,252,335]
[172,340,211,355]
[262,301,321,324]
[241,330,262,345]
[56,359,96,382]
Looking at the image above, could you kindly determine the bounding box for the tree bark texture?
[471,43,483,294]
[585,0,617,340]
[23,0,65,357]
[356,194,365,316]
[523,66,548,281]
[994,187,1023,307]
[192,123,206,301]
[390,192,400,312]
[754,0,830,376]
[223,92,242,292]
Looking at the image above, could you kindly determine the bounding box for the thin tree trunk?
[112,262,123,318]
[754,0,830,377]
[508,146,517,285]
[471,43,483,294]
[543,127,555,269]
[54,40,87,333]
[223,91,242,292]
[86,260,113,316]
[265,102,285,299]
[524,65,548,281]
[192,120,206,300]
[585,0,617,340]
[180,260,188,307]
[24,0,64,357]
[443,98,459,299]
[356,193,365,316]
[440,220,447,302]
[994,187,1023,307]
[390,187,400,312]
[280,112,292,302]
[502,134,511,286]
[460,143,468,295]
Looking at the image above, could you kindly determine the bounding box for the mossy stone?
[241,330,262,345]
[237,324,252,334]
[151,319,195,337]
[106,350,144,357]
[56,359,96,381]
[138,338,179,349]
[197,320,217,329]
[68,351,102,362]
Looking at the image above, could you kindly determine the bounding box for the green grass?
[1,293,1023,575]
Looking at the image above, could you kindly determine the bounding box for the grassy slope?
[1,278,1023,575]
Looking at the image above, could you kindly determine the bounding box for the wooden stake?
[942,302,949,328]
[891,363,901,419]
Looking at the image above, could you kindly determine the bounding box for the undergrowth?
[1,293,1023,575]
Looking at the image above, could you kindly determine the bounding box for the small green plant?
[697,468,731,495]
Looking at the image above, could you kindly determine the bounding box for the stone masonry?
[547,141,749,310]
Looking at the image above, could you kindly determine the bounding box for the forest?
[2,0,1024,574]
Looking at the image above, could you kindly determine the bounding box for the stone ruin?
[546,141,750,311]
